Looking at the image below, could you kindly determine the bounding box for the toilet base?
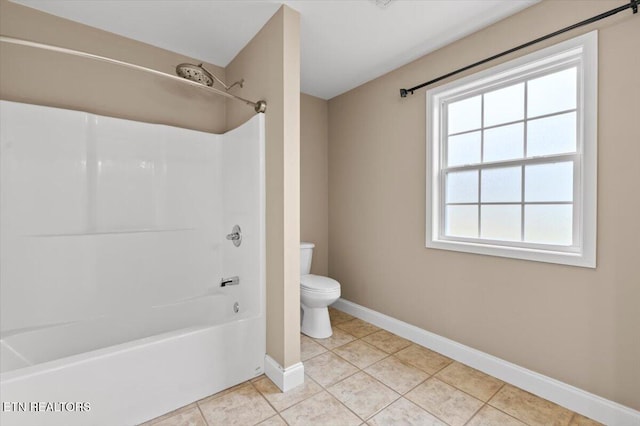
[301,304,333,339]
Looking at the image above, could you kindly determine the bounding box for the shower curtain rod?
[399,0,639,98]
[0,35,267,113]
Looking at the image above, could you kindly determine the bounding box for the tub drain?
[233,302,240,313]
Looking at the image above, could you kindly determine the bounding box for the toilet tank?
[300,242,315,275]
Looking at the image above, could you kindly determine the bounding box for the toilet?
[300,242,341,338]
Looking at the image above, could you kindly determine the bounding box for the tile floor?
[143,307,603,426]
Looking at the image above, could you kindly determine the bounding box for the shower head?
[176,63,214,87]
[176,63,245,92]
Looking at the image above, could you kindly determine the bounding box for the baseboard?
[264,354,304,392]
[332,298,640,426]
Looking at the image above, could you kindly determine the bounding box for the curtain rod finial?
[400,88,408,97]
[254,100,267,113]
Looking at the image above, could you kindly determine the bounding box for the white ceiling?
[13,0,539,99]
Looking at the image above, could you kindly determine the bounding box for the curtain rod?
[399,0,638,98]
[0,35,267,113]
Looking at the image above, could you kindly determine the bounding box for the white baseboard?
[264,354,305,392]
[332,298,640,426]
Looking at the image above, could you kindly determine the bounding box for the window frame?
[426,31,597,268]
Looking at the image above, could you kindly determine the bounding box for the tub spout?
[220,276,239,287]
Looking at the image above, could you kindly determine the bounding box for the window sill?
[426,238,595,268]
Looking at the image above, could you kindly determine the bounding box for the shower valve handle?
[226,225,242,247]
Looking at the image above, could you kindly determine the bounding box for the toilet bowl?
[300,242,341,338]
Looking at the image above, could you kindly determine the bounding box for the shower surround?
[0,100,266,426]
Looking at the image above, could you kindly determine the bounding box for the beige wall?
[226,6,301,369]
[0,0,226,133]
[301,93,329,276]
[328,0,640,410]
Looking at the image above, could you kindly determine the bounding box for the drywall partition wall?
[0,0,226,133]
[301,93,329,276]
[328,0,640,411]
[225,5,301,370]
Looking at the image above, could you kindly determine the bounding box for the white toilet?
[300,242,341,338]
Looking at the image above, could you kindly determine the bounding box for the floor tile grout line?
[487,393,548,426]
[361,392,403,423]
[439,374,490,400]
[195,399,210,426]
[254,374,326,417]
[422,375,490,411]
[333,330,381,341]
[433,366,507,404]
[332,340,390,369]
[323,388,369,424]
[248,379,281,420]
[279,384,324,415]
[329,344,369,370]
[484,382,506,405]
[484,384,556,426]
[400,373,432,396]
[462,402,488,426]
[415,401,454,426]
[319,364,362,389]
[304,345,362,389]
[276,412,290,426]
[301,344,330,363]
[495,403,535,426]
[355,371,404,422]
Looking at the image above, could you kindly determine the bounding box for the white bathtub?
[0,102,266,426]
[0,294,265,426]
[1,293,251,371]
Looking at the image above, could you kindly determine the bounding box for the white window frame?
[426,31,597,268]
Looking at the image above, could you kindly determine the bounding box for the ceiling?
[13,0,539,100]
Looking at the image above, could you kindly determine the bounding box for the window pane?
[527,112,576,157]
[525,162,573,202]
[446,205,478,238]
[447,131,481,166]
[483,123,524,162]
[481,205,521,241]
[525,204,573,245]
[481,166,521,202]
[527,67,577,118]
[484,82,524,127]
[448,96,481,134]
[446,170,478,203]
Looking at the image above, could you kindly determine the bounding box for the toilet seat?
[301,274,340,293]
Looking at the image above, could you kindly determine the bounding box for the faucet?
[220,276,240,287]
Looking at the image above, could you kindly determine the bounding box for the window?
[426,31,597,267]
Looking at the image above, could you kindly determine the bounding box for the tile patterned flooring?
[144,307,603,426]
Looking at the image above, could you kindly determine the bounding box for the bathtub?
[0,294,265,426]
[0,102,266,426]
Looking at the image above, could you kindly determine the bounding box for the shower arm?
[198,63,244,92]
[0,36,267,113]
